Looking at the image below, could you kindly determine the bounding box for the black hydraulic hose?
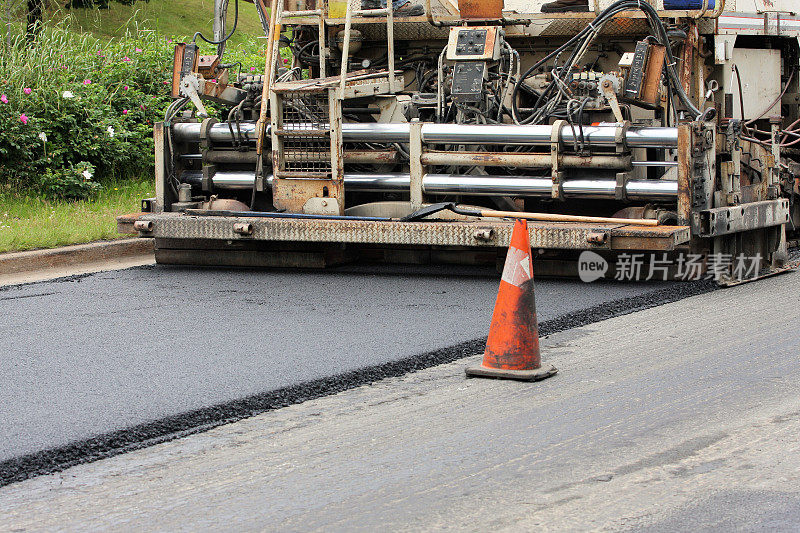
[637,2,702,117]
[511,0,702,124]
[193,0,239,46]
[511,4,629,123]
[732,64,746,120]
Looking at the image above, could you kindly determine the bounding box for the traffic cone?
[466,219,557,381]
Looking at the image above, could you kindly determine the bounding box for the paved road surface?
[0,269,796,530]
[0,264,676,462]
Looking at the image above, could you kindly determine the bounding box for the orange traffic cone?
[466,218,557,381]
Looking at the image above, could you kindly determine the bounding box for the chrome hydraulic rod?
[180,171,678,200]
[178,151,675,169]
[421,151,631,169]
[172,122,679,148]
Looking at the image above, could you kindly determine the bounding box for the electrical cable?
[745,67,796,125]
[193,0,239,47]
[732,64,746,121]
[511,0,702,125]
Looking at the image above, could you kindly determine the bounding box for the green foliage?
[54,0,267,49]
[38,162,102,200]
[0,18,175,198]
[0,8,266,200]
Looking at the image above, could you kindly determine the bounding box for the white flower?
[38,132,47,143]
[62,90,74,99]
[82,169,93,181]
[107,126,115,137]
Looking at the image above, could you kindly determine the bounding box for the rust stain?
[458,0,502,19]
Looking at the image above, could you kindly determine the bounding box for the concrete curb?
[0,239,154,276]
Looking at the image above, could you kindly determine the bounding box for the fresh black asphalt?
[0,264,712,484]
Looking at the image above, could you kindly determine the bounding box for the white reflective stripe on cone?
[500,246,532,288]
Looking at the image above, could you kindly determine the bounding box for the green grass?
[0,180,154,253]
[52,0,267,48]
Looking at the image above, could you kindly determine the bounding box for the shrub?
[0,13,265,200]
[38,161,102,200]
[0,19,174,197]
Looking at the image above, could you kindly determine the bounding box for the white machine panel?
[722,48,782,121]
[446,26,501,61]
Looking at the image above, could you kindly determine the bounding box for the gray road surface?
[0,269,797,531]
[0,264,672,461]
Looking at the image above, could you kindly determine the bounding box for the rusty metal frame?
[550,120,565,200]
[698,199,790,237]
[677,123,692,226]
[154,123,168,213]
[328,87,345,213]
[420,151,632,169]
[409,120,424,209]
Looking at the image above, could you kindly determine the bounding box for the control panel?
[619,39,667,106]
[446,26,501,61]
[451,61,487,103]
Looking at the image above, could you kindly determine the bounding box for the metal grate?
[281,92,330,129]
[282,138,332,173]
[278,91,332,175]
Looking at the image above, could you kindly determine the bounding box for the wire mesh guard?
[278,91,332,175]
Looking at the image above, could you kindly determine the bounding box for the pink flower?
[0,94,7,104]
[163,80,169,85]
[123,56,131,62]
[135,47,142,52]
[140,104,145,110]
[23,88,32,95]
[123,109,128,115]
[83,79,91,85]
[250,66,256,71]
[283,58,289,64]
[19,114,28,125]
[123,85,129,90]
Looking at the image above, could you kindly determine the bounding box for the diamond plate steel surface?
[344,12,714,41]
[356,22,449,41]
[140,214,689,250]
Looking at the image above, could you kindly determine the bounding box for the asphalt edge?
[0,239,153,276]
[0,279,717,488]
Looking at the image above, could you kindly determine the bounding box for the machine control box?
[620,39,667,106]
[446,26,501,61]
[623,40,650,99]
[451,61,487,102]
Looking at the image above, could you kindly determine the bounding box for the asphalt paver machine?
[122,0,800,279]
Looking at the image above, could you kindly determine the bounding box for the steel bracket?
[725,119,742,152]
[551,120,565,200]
[199,117,219,152]
[202,164,217,193]
[614,122,630,154]
[615,171,631,202]
[697,199,790,237]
